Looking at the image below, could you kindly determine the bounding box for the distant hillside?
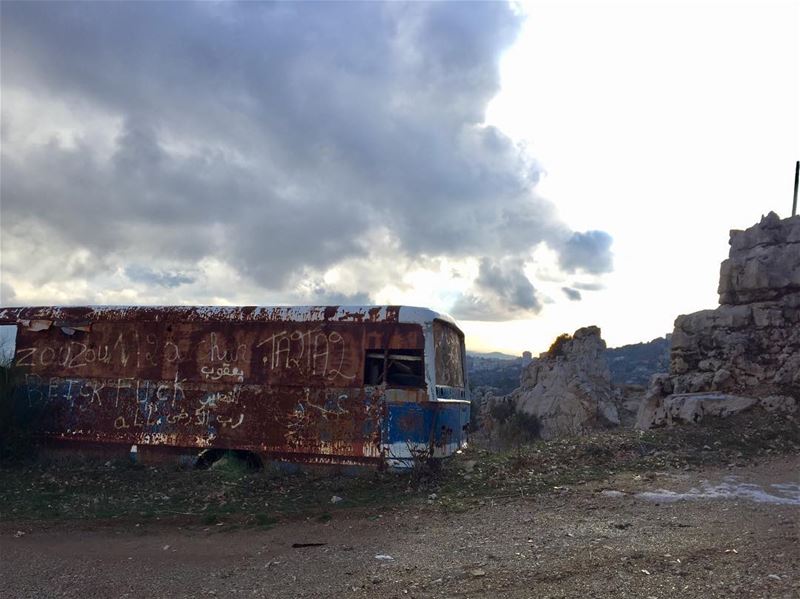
[466,353,524,395]
[466,350,518,360]
[466,335,671,393]
[606,336,671,386]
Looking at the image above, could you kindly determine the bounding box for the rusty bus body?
[0,305,470,469]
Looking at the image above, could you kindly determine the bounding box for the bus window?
[364,351,386,385]
[433,321,464,387]
[364,349,424,387]
[0,324,16,364]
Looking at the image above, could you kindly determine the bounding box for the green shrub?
[547,333,572,357]
[499,409,541,449]
[489,399,541,459]
[488,399,515,423]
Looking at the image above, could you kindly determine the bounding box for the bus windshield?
[433,320,464,388]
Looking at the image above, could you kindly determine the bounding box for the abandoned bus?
[0,305,470,469]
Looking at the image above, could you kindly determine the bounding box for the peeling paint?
[1,305,469,468]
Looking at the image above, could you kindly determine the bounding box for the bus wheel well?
[195,449,263,471]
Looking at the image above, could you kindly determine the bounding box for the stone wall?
[638,212,800,428]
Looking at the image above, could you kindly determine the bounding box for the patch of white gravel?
[635,476,800,506]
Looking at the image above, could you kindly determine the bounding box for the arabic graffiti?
[15,370,387,457]
[10,320,395,456]
[200,363,244,382]
[283,390,358,449]
[22,373,246,435]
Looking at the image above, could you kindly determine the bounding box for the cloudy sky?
[1,1,797,354]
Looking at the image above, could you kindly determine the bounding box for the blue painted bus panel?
[383,399,470,466]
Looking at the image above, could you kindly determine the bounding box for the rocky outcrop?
[719,211,800,304]
[508,326,620,439]
[638,213,800,428]
[637,391,795,427]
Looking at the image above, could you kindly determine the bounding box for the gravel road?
[2,457,797,598]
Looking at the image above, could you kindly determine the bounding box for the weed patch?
[0,410,796,526]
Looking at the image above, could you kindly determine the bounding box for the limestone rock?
[636,392,759,428]
[637,212,800,430]
[718,212,800,305]
[758,395,797,413]
[510,326,619,439]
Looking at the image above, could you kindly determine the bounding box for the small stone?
[331,495,344,504]
[601,490,625,498]
[470,569,486,577]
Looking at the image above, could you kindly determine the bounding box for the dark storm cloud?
[572,281,606,291]
[1,1,612,315]
[476,258,540,311]
[557,231,614,274]
[304,287,373,307]
[562,287,582,301]
[125,265,196,289]
[451,258,542,321]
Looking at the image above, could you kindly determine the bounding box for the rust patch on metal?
[8,307,429,465]
[0,305,407,326]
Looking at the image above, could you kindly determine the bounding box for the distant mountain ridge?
[606,336,671,387]
[466,350,518,360]
[467,335,671,393]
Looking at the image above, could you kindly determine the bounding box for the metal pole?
[793,160,799,217]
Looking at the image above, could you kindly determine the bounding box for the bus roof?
[0,305,461,329]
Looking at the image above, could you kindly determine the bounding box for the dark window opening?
[363,349,424,387]
[364,352,385,385]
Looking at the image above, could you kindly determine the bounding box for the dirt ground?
[2,457,797,599]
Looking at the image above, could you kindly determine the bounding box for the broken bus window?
[363,349,424,387]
